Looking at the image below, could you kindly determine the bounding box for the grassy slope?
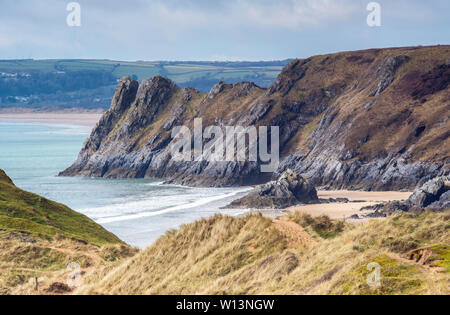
[78,211,450,295]
[0,233,136,295]
[0,169,121,246]
[0,169,136,295]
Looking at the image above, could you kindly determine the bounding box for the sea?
[0,121,251,248]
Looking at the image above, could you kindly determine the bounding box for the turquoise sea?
[0,121,250,248]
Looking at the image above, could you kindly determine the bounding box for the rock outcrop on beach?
[61,46,450,190]
[225,169,318,209]
[407,176,449,209]
[365,176,450,217]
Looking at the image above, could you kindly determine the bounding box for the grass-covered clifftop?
[0,169,121,246]
[0,169,136,295]
[78,210,449,295]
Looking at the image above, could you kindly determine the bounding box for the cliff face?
[61,46,450,190]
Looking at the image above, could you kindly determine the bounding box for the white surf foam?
[144,181,166,186]
[94,188,250,224]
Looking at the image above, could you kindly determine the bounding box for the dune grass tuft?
[78,210,449,295]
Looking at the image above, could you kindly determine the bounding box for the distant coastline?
[0,112,102,127]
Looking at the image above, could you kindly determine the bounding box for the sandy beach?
[0,113,102,127]
[255,190,413,222]
[317,190,411,202]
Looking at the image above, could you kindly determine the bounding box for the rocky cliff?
[61,46,450,190]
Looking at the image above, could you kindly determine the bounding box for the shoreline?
[0,112,103,127]
[0,114,415,226]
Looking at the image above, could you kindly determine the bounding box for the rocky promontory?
[225,170,318,209]
[61,46,449,191]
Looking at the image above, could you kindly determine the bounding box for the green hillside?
[0,59,288,83]
[0,169,122,246]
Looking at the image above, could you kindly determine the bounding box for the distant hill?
[0,59,290,110]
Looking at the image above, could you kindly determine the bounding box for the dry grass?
[77,214,287,294]
[0,231,137,295]
[290,213,346,240]
[78,210,449,295]
[0,169,138,295]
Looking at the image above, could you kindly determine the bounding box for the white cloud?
[0,35,12,48]
[0,0,448,60]
[228,0,359,31]
[133,0,359,32]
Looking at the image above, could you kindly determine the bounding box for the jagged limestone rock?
[370,55,409,96]
[225,170,318,209]
[369,176,450,217]
[60,47,449,191]
[407,176,449,208]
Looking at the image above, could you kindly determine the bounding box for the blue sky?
[0,0,448,61]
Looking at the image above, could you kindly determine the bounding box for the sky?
[0,0,449,61]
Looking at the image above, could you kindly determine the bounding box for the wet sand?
[0,113,102,127]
